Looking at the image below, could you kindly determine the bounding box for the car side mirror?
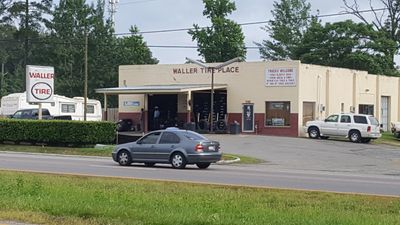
[324,119,328,122]
[137,140,142,145]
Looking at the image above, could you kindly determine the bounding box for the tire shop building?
[96,60,400,137]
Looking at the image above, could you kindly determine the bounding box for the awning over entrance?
[95,84,228,95]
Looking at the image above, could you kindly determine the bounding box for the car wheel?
[308,127,320,139]
[361,138,371,143]
[117,150,132,166]
[196,163,211,169]
[349,131,361,143]
[171,152,187,169]
[144,162,155,167]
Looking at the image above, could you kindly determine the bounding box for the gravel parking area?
[206,134,400,176]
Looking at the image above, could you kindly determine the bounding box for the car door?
[157,131,181,162]
[320,114,339,136]
[337,115,352,136]
[132,132,161,161]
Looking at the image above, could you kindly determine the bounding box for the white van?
[0,92,102,121]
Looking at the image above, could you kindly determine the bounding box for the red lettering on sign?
[29,72,54,79]
[35,89,50,94]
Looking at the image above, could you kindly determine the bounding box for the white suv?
[305,114,381,143]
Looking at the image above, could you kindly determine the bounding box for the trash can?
[229,122,240,134]
[116,119,133,132]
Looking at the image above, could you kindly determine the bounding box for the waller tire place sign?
[26,65,55,103]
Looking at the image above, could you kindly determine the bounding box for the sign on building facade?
[265,68,296,87]
[26,65,54,103]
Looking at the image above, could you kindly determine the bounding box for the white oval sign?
[31,82,53,101]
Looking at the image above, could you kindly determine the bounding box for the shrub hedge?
[0,119,116,145]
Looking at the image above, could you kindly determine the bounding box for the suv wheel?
[117,150,132,166]
[308,127,320,139]
[349,130,361,143]
[171,152,187,169]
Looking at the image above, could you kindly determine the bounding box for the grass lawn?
[0,171,399,225]
[0,144,262,164]
[374,132,400,147]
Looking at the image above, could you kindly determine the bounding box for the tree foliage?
[257,0,312,60]
[343,0,400,69]
[295,20,397,75]
[189,0,246,63]
[0,0,158,107]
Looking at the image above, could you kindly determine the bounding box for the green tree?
[47,0,94,98]
[115,26,158,65]
[257,0,312,60]
[0,0,12,23]
[0,0,53,94]
[295,20,397,75]
[47,0,157,106]
[343,0,400,70]
[188,0,246,63]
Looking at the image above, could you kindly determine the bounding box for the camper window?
[62,104,75,113]
[87,105,95,114]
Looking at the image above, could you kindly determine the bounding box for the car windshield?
[183,131,208,141]
[368,116,379,125]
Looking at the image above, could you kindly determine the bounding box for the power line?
[0,7,390,50]
[118,0,160,6]
[0,38,261,49]
[114,7,388,36]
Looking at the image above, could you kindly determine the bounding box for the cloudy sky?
[98,0,384,64]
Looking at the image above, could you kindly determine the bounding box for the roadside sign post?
[26,65,55,120]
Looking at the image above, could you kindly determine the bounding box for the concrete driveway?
[206,134,400,176]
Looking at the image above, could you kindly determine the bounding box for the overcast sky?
[85,0,385,64]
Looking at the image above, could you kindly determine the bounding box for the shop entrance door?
[381,96,390,131]
[242,103,254,132]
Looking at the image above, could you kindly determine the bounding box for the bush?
[0,119,116,146]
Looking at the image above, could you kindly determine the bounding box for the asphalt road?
[1,151,400,196]
[206,134,400,176]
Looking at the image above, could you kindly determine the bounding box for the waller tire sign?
[26,65,55,103]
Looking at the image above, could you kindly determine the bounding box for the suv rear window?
[368,116,379,125]
[354,116,368,124]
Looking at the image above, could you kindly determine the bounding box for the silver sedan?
[112,128,222,169]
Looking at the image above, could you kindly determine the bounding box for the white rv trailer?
[0,92,102,121]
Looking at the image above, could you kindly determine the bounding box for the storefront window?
[265,101,291,126]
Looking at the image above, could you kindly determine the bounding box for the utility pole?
[84,32,88,121]
[108,0,119,29]
[24,0,29,87]
[1,63,5,100]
